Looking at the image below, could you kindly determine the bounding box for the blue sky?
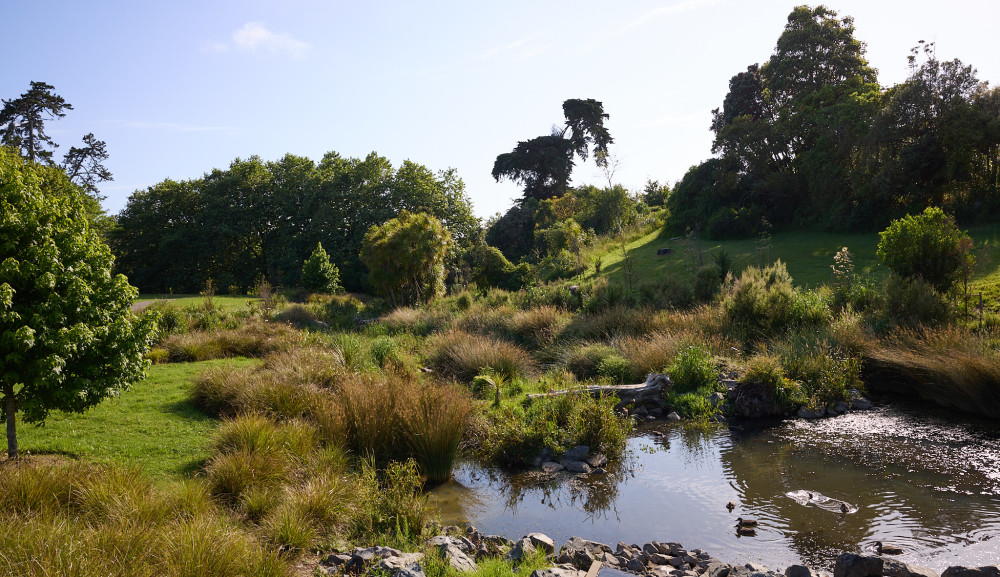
[4,0,999,219]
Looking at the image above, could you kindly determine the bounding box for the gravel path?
[130,299,157,312]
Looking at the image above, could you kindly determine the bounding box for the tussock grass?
[509,306,571,348]
[161,320,301,362]
[404,384,474,484]
[426,330,535,382]
[864,326,1000,418]
[563,305,667,340]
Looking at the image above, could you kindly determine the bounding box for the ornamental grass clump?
[403,383,473,484]
[426,330,534,382]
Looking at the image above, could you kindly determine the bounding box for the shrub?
[877,206,974,294]
[881,274,952,327]
[351,459,429,542]
[323,294,366,329]
[721,261,828,343]
[694,264,723,302]
[734,354,804,417]
[596,354,633,384]
[301,242,342,293]
[565,343,619,381]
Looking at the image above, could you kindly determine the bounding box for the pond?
[428,402,1000,572]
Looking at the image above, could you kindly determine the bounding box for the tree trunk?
[5,389,16,459]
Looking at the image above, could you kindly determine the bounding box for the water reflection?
[428,403,1000,571]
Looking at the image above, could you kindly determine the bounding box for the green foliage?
[0,148,157,458]
[426,330,534,382]
[596,354,632,384]
[466,244,532,291]
[361,211,453,307]
[301,242,342,293]
[881,274,952,327]
[667,345,718,394]
[877,206,974,294]
[722,261,829,342]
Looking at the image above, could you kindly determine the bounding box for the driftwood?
[526,375,669,408]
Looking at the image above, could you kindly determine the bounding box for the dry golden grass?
[425,329,535,381]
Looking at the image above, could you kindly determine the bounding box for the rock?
[884,561,940,577]
[380,553,426,572]
[427,535,475,553]
[505,533,556,563]
[648,553,674,566]
[601,553,621,567]
[668,556,686,568]
[851,398,872,410]
[322,554,353,567]
[706,563,733,577]
[745,564,771,574]
[709,392,726,406]
[438,543,478,572]
[797,407,826,419]
[834,553,883,577]
[558,536,612,570]
[635,406,649,417]
[942,568,1000,577]
[833,401,850,413]
[530,566,585,577]
[627,558,647,572]
[395,562,427,577]
[563,460,592,474]
[585,453,608,467]
[542,461,565,473]
[667,411,682,421]
[563,446,590,461]
[650,407,664,417]
[533,447,554,467]
[786,565,827,577]
[590,467,607,475]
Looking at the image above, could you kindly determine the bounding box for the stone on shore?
[395,562,427,577]
[530,565,585,577]
[834,553,883,577]
[505,533,556,563]
[558,536,613,569]
[786,565,830,577]
[438,543,478,572]
[941,567,1000,577]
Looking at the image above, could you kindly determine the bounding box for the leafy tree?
[876,206,974,294]
[61,133,113,200]
[643,179,671,207]
[0,81,73,164]
[493,99,613,203]
[360,211,453,307]
[465,244,532,291]
[301,242,342,293]
[0,148,156,458]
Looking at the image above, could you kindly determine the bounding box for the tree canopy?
[667,5,1000,238]
[492,98,613,204]
[111,152,479,294]
[0,147,156,458]
[360,211,452,307]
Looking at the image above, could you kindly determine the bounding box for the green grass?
[5,359,257,478]
[136,294,259,312]
[592,223,1000,301]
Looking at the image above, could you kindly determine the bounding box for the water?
[428,403,1000,571]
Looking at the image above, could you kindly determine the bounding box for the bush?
[877,206,973,294]
[565,343,619,381]
[881,274,952,327]
[596,354,633,384]
[722,261,828,343]
[301,242,342,293]
[694,264,722,302]
[734,354,804,417]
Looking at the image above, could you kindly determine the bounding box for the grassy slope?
[591,223,1000,308]
[4,358,256,479]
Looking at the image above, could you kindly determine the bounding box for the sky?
[4,0,1000,220]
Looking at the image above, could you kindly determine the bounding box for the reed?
[404,383,473,484]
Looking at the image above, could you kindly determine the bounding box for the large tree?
[492,98,613,203]
[360,211,452,307]
[0,147,156,458]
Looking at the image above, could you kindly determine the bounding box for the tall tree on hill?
[492,98,613,203]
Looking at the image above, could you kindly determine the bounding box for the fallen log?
[526,374,670,408]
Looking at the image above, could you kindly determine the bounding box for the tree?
[0,81,73,164]
[61,133,113,199]
[877,206,974,294]
[360,211,452,307]
[301,242,342,293]
[0,148,157,458]
[493,99,614,203]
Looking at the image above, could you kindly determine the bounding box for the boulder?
[557,537,612,569]
[380,553,426,572]
[505,533,556,563]
[834,553,883,577]
[851,398,872,410]
[667,411,681,421]
[438,543,478,572]
[627,558,646,572]
[709,392,726,406]
[833,401,850,413]
[942,568,1000,577]
[786,565,828,577]
[797,407,826,419]
[542,461,565,473]
[648,553,674,566]
[321,554,353,567]
[705,566,732,577]
[585,453,608,468]
[395,562,426,577]
[563,460,592,474]
[563,446,590,461]
[427,535,475,553]
[884,560,939,577]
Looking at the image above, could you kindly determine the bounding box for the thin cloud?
[477,36,549,61]
[583,0,722,52]
[205,22,309,58]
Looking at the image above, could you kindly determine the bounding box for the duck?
[736,526,757,537]
[840,502,850,514]
[735,517,758,528]
[726,501,735,512]
[876,541,903,555]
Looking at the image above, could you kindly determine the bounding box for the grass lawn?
[136,294,259,312]
[591,223,1000,305]
[4,358,257,479]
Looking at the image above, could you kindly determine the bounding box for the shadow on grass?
[163,398,215,424]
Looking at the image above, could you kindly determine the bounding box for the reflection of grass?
[6,359,255,478]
